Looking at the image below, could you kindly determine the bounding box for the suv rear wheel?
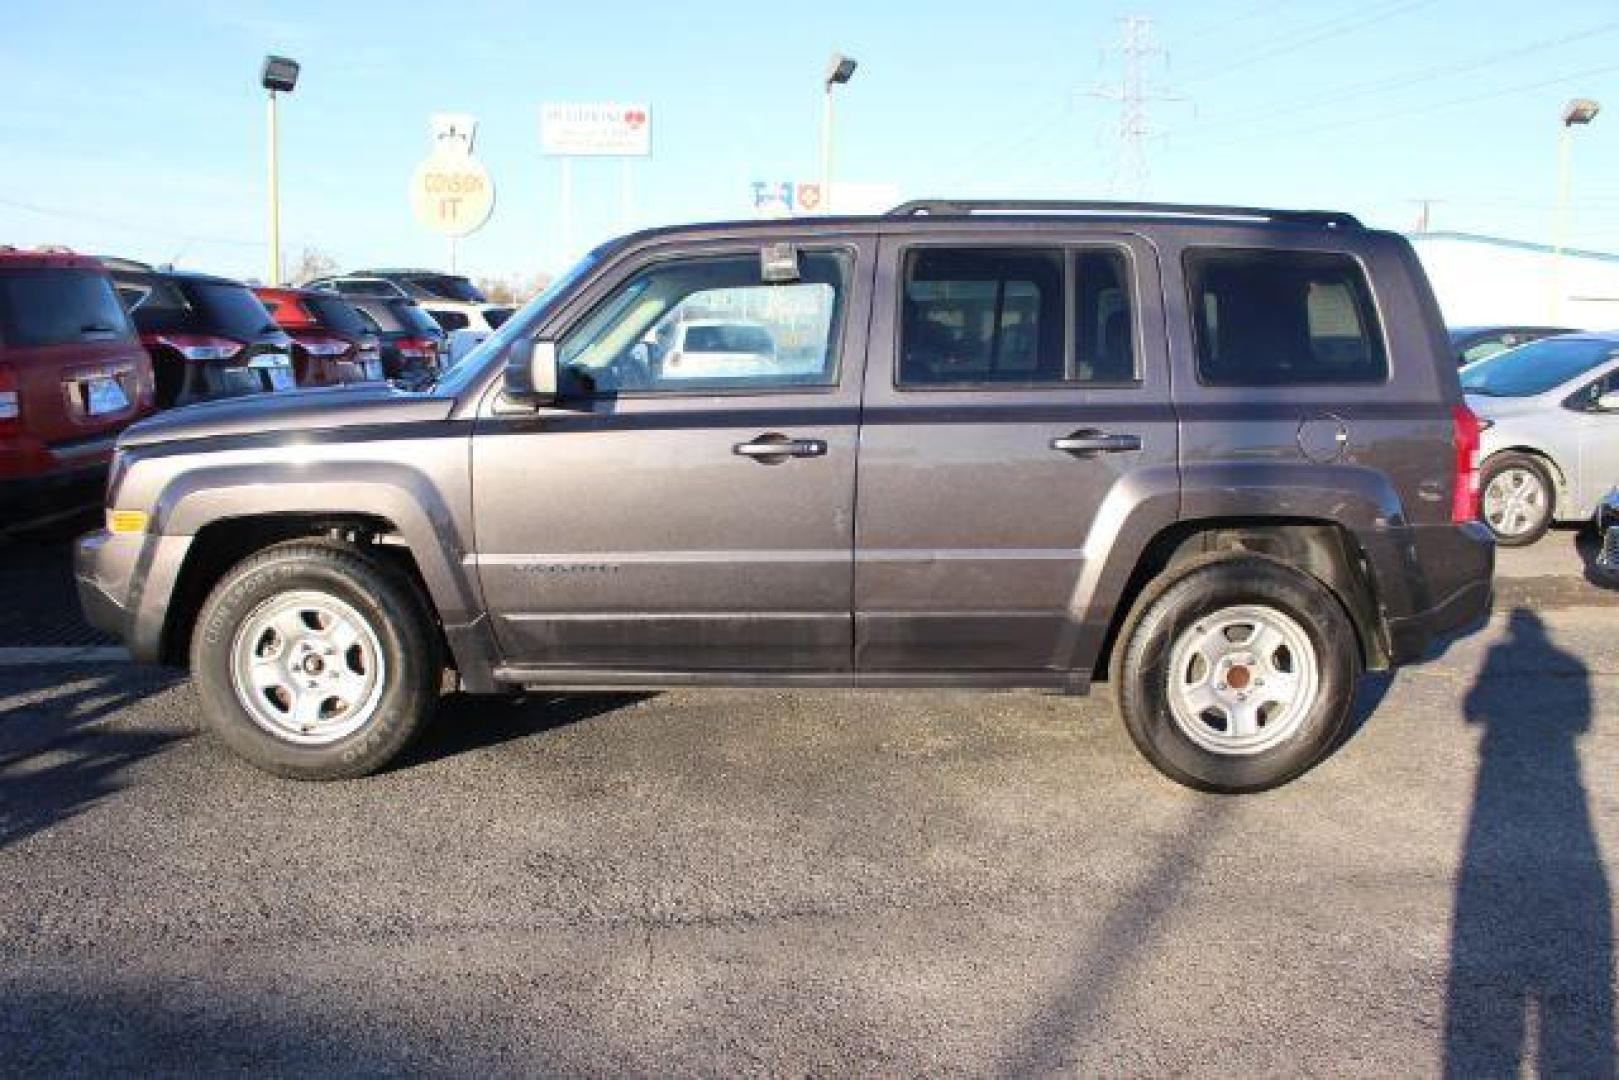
[190,541,442,779]
[1111,554,1359,793]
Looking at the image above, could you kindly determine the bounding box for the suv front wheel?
[190,541,442,780]
[1111,554,1359,793]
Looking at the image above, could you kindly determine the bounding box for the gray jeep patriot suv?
[76,200,1494,792]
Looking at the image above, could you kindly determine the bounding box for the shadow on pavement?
[393,690,654,771]
[1443,608,1615,1075]
[0,668,186,851]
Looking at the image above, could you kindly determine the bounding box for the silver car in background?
[1463,332,1619,545]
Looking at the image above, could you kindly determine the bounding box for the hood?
[118,383,455,449]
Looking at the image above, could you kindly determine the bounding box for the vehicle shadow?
[1576,526,1618,592]
[1443,608,1614,1076]
[393,690,655,771]
[0,668,187,851]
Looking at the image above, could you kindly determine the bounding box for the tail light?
[158,334,242,362]
[1451,403,1483,524]
[397,336,438,360]
[0,364,18,432]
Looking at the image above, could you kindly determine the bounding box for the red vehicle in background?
[0,247,153,514]
[252,286,385,387]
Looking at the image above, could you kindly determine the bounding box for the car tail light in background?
[157,334,243,362]
[0,364,18,431]
[1451,403,1483,524]
[397,337,438,361]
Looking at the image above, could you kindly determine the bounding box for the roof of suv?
[606,200,1368,252]
[0,246,110,272]
[108,265,250,288]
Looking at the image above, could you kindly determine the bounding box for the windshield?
[303,295,367,335]
[0,270,134,346]
[406,274,486,302]
[1461,337,1619,397]
[189,282,279,339]
[430,249,603,393]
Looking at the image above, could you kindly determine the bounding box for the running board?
[490,666,1090,694]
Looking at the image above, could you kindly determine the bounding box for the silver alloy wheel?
[229,590,386,746]
[1165,604,1321,756]
[1482,467,1548,538]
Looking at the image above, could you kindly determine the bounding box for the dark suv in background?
[253,285,384,387]
[344,295,447,384]
[109,265,295,406]
[0,247,152,513]
[77,201,1493,792]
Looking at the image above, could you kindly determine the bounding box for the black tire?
[1479,452,1555,547]
[190,540,442,780]
[1110,554,1360,794]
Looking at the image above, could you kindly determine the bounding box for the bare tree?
[474,272,554,306]
[287,246,339,285]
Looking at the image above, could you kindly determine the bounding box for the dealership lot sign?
[540,103,652,157]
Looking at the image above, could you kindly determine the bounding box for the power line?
[0,192,262,249]
[1190,18,1619,136]
[1176,0,1436,84]
[1175,59,1619,153]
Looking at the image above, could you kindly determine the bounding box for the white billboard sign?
[540,103,652,157]
[411,112,495,238]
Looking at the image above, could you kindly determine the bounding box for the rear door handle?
[733,433,828,462]
[1050,431,1142,455]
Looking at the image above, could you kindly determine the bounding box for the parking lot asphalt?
[2,525,1617,1074]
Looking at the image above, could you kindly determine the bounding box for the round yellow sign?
[409,154,495,237]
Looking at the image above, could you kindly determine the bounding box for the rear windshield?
[303,295,367,334]
[405,274,486,302]
[1461,337,1619,397]
[392,300,443,336]
[189,282,277,339]
[0,270,135,347]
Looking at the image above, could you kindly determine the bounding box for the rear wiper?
[80,323,118,334]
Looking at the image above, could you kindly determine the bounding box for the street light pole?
[267,90,281,284]
[259,55,301,285]
[1552,97,1600,321]
[820,53,858,215]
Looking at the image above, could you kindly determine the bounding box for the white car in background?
[1462,332,1619,545]
[653,319,779,379]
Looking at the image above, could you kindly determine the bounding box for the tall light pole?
[260,55,301,285]
[820,53,858,215]
[1552,97,1600,321]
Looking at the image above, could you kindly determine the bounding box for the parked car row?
[0,247,471,517]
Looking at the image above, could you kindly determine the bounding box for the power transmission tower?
[1090,15,1183,197]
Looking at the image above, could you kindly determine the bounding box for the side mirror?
[1599,391,1619,412]
[502,338,557,407]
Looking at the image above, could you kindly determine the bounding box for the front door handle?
[1050,430,1142,456]
[733,433,828,463]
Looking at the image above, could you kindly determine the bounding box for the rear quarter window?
[0,270,135,347]
[1184,248,1388,386]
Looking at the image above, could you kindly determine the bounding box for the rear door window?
[897,246,1135,387]
[0,270,135,347]
[1185,248,1388,386]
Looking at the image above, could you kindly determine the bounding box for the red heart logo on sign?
[624,109,647,129]
[796,183,822,212]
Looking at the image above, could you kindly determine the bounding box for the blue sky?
[3,0,1618,281]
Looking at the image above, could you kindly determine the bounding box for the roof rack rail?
[886,199,1362,230]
